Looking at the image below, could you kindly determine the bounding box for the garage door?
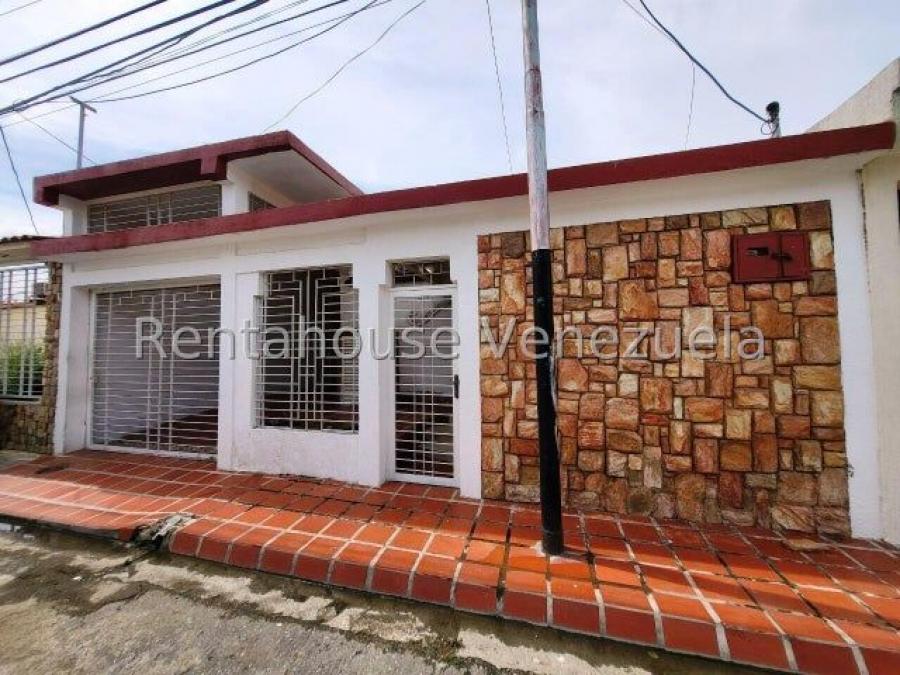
[90,283,221,455]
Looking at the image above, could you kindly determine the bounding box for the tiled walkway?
[2,451,900,674]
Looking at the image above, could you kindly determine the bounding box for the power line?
[86,1,394,105]
[58,0,355,104]
[636,0,769,125]
[684,63,695,148]
[0,0,44,20]
[265,0,426,131]
[0,0,248,86]
[0,2,338,123]
[483,0,512,173]
[15,111,96,164]
[1,101,77,127]
[0,0,350,115]
[88,1,380,105]
[0,0,169,67]
[0,125,38,234]
[619,0,669,41]
[121,0,314,70]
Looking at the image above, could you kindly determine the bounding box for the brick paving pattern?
[2,451,899,674]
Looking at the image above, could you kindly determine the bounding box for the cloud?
[1,0,898,238]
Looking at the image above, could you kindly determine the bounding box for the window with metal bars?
[248,192,274,211]
[391,259,451,286]
[87,184,222,234]
[91,284,221,455]
[0,264,48,401]
[255,266,359,432]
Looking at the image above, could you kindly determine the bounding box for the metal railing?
[255,266,359,433]
[0,263,48,401]
[87,184,222,234]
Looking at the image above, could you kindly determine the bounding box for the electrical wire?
[0,124,38,234]
[684,63,695,148]
[15,111,95,164]
[0,0,352,115]
[0,0,44,20]
[58,0,355,100]
[0,0,251,86]
[85,0,394,104]
[122,0,314,70]
[88,0,379,105]
[264,0,425,131]
[0,0,169,67]
[1,101,76,127]
[483,0,512,173]
[636,0,768,124]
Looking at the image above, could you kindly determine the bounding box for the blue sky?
[0,0,898,236]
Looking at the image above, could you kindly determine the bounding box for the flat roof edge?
[32,121,895,258]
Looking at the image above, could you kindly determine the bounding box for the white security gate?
[90,283,221,456]
[391,290,457,484]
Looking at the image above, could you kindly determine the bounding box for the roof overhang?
[32,130,361,206]
[0,235,49,264]
[32,121,896,258]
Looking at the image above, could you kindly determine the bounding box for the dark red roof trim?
[32,122,895,258]
[33,130,361,206]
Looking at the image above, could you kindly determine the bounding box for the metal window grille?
[255,266,359,432]
[391,258,451,287]
[91,284,221,455]
[0,264,48,401]
[87,185,222,234]
[248,192,274,211]
[393,294,454,478]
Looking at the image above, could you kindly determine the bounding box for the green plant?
[0,342,44,399]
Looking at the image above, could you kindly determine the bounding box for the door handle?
[453,374,459,399]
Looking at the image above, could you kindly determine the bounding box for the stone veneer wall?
[0,262,61,454]
[478,202,849,535]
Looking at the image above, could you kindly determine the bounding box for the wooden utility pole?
[71,96,96,169]
[521,0,563,555]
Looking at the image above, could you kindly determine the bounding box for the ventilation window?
[0,263,49,401]
[255,266,359,433]
[87,185,222,234]
[391,259,451,287]
[249,193,274,212]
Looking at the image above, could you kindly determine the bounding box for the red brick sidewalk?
[2,451,899,674]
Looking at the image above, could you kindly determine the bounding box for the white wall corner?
[832,178,884,539]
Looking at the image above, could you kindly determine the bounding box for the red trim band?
[33,130,361,206]
[32,122,895,257]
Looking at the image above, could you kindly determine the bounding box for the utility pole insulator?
[521,0,564,556]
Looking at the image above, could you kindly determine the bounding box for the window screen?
[87,185,222,234]
[256,266,359,432]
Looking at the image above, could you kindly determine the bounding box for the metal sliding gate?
[90,283,221,456]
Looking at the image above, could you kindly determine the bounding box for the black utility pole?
[521,0,563,555]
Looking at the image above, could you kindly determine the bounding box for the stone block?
[602,245,629,281]
[606,397,639,430]
[640,377,673,413]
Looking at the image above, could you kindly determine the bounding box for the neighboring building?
[0,235,60,453]
[30,68,900,542]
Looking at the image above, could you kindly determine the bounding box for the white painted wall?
[860,153,900,543]
[49,150,892,536]
[808,59,900,132]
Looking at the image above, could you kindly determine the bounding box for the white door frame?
[386,284,459,486]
